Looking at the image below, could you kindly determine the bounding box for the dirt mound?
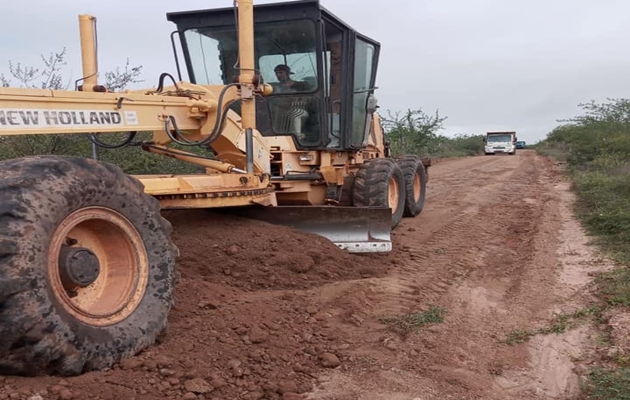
[166,209,392,291]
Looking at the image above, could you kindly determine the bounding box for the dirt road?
[0,150,609,400]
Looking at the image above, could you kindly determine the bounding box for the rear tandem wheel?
[396,155,428,217]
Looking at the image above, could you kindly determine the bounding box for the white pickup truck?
[483,131,517,155]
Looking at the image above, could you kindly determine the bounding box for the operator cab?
[166,0,380,151]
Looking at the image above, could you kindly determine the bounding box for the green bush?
[0,133,207,175]
[381,108,485,158]
[550,100,630,264]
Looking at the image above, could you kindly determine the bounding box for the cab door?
[348,34,380,148]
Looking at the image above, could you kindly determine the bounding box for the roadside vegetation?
[381,109,485,158]
[534,98,630,399]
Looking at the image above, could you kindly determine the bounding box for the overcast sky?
[1,0,629,143]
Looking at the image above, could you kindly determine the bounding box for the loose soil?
[0,151,619,400]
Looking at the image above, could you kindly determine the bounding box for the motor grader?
[0,0,429,376]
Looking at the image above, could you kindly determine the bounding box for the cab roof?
[166,0,379,47]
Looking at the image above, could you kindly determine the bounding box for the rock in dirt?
[228,359,244,377]
[234,325,249,335]
[244,392,264,400]
[226,245,240,255]
[320,353,341,368]
[184,378,214,394]
[119,357,143,370]
[197,300,219,309]
[277,380,298,394]
[209,374,227,389]
[49,385,64,394]
[59,389,74,400]
[182,393,198,400]
[313,312,327,321]
[262,382,279,392]
[383,338,398,351]
[153,355,175,368]
[249,326,269,343]
[160,368,177,377]
[264,321,281,331]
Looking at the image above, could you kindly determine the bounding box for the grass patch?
[506,329,533,345]
[595,267,630,307]
[505,307,601,345]
[582,367,630,400]
[571,165,630,308]
[379,306,446,335]
[573,169,630,265]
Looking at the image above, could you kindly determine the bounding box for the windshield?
[487,135,512,143]
[183,19,318,91]
[182,19,322,145]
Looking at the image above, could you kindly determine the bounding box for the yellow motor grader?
[0,0,429,376]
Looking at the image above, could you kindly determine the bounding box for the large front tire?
[0,156,178,376]
[352,158,405,228]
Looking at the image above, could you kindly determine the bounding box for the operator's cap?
[274,64,294,74]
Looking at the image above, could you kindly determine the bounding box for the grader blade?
[238,206,392,253]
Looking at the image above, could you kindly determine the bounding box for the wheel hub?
[49,206,149,326]
[59,245,100,287]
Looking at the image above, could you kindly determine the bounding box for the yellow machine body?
[0,0,430,252]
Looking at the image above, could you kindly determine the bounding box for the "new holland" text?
[0,109,125,128]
